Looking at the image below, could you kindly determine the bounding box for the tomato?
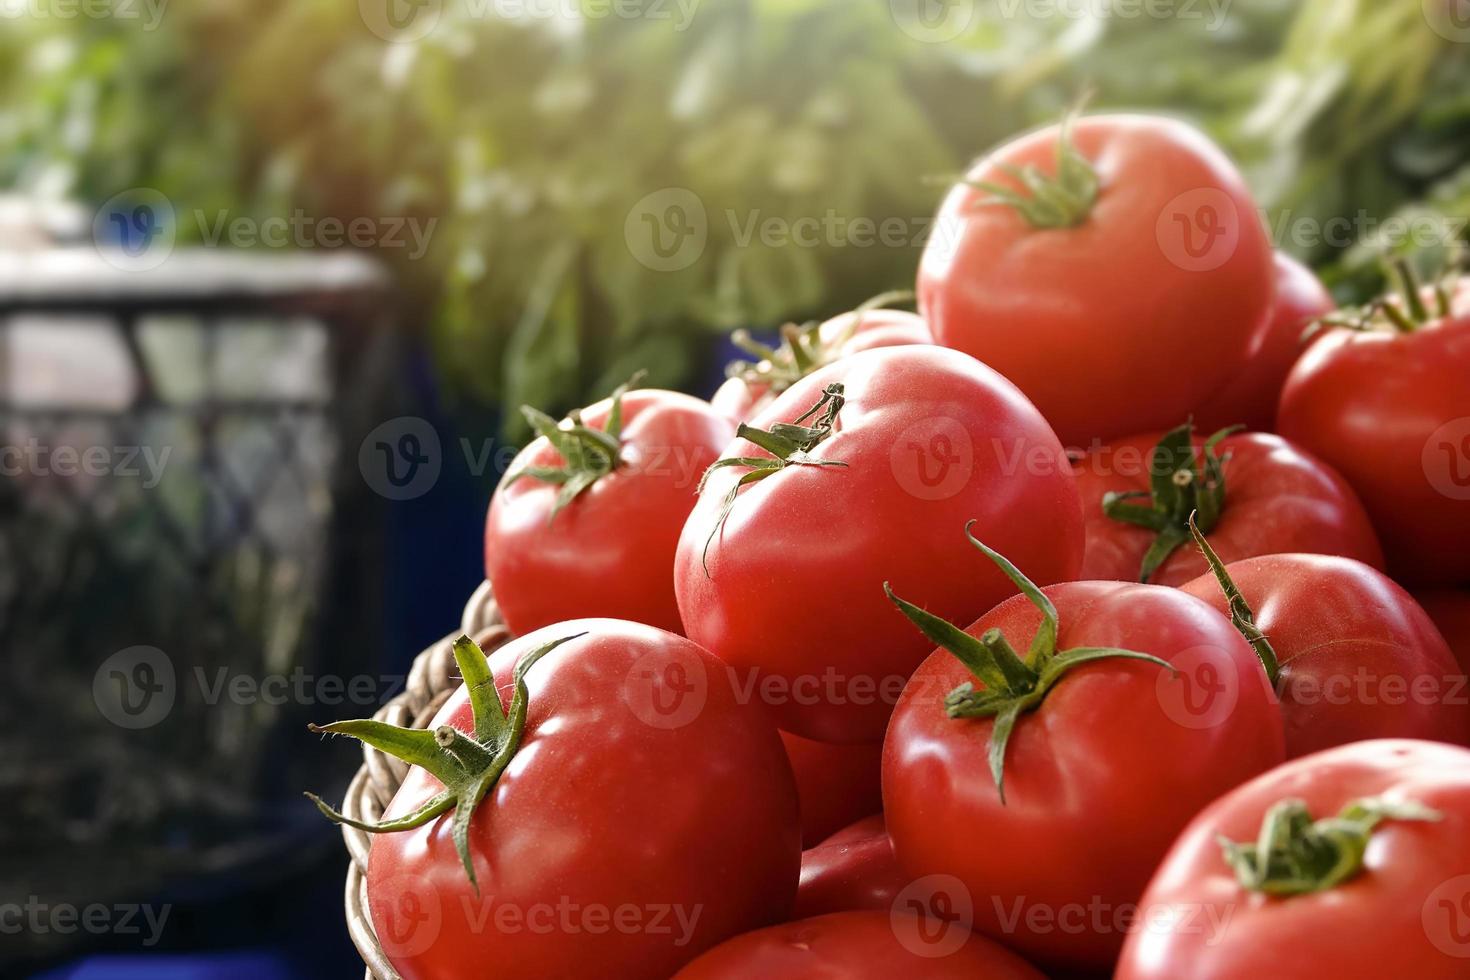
[672,910,1045,979]
[883,534,1284,970]
[1074,422,1382,585]
[1417,590,1470,677]
[1180,551,1470,757]
[1118,739,1470,980]
[309,622,800,980]
[711,307,931,423]
[794,815,905,919]
[1194,252,1336,432]
[485,383,734,635]
[1278,274,1470,585]
[918,112,1274,448]
[675,345,1084,742]
[779,731,883,847]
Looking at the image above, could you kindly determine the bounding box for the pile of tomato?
[312,112,1470,979]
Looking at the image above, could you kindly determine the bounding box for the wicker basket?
[338,580,512,980]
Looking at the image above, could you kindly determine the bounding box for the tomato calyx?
[966,106,1099,229]
[885,522,1173,804]
[1186,513,1280,686]
[1218,795,1441,896]
[503,373,645,521]
[697,382,849,575]
[1101,420,1240,582]
[1313,258,1460,337]
[305,632,584,892]
[724,290,916,404]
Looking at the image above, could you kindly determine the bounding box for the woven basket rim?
[338,579,509,980]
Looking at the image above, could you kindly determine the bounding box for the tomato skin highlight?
[794,815,905,919]
[672,910,1046,979]
[1194,252,1335,433]
[676,345,1085,743]
[365,621,801,980]
[711,309,931,424]
[919,114,1274,448]
[883,581,1284,970]
[1278,310,1470,586]
[779,731,883,847]
[1117,739,1470,980]
[1181,553,1470,757]
[485,390,734,636]
[1074,429,1383,585]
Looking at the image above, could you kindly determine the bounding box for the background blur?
[3,0,1468,977]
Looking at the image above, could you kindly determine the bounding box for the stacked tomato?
[311,111,1470,979]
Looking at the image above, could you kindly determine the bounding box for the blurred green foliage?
[2,0,1467,427]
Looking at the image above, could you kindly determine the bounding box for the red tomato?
[1195,252,1336,432]
[1278,281,1470,585]
[676,345,1084,743]
[485,386,733,635]
[1118,739,1470,980]
[1417,590,1470,677]
[883,545,1284,970]
[794,815,906,919]
[672,910,1046,979]
[1180,553,1470,757]
[711,308,931,423]
[320,622,800,980]
[779,731,883,847]
[918,113,1274,447]
[1074,424,1382,585]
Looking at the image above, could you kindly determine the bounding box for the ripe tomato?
[1417,590,1470,676]
[672,911,1045,979]
[675,345,1084,743]
[485,384,733,635]
[1180,551,1470,757]
[883,534,1283,970]
[1195,252,1336,432]
[1278,275,1470,585]
[779,731,883,847]
[918,112,1274,447]
[1074,423,1382,585]
[794,815,905,919]
[310,622,800,980]
[1118,739,1470,980]
[711,307,931,423]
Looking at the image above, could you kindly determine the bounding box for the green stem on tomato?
[1186,513,1280,687]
